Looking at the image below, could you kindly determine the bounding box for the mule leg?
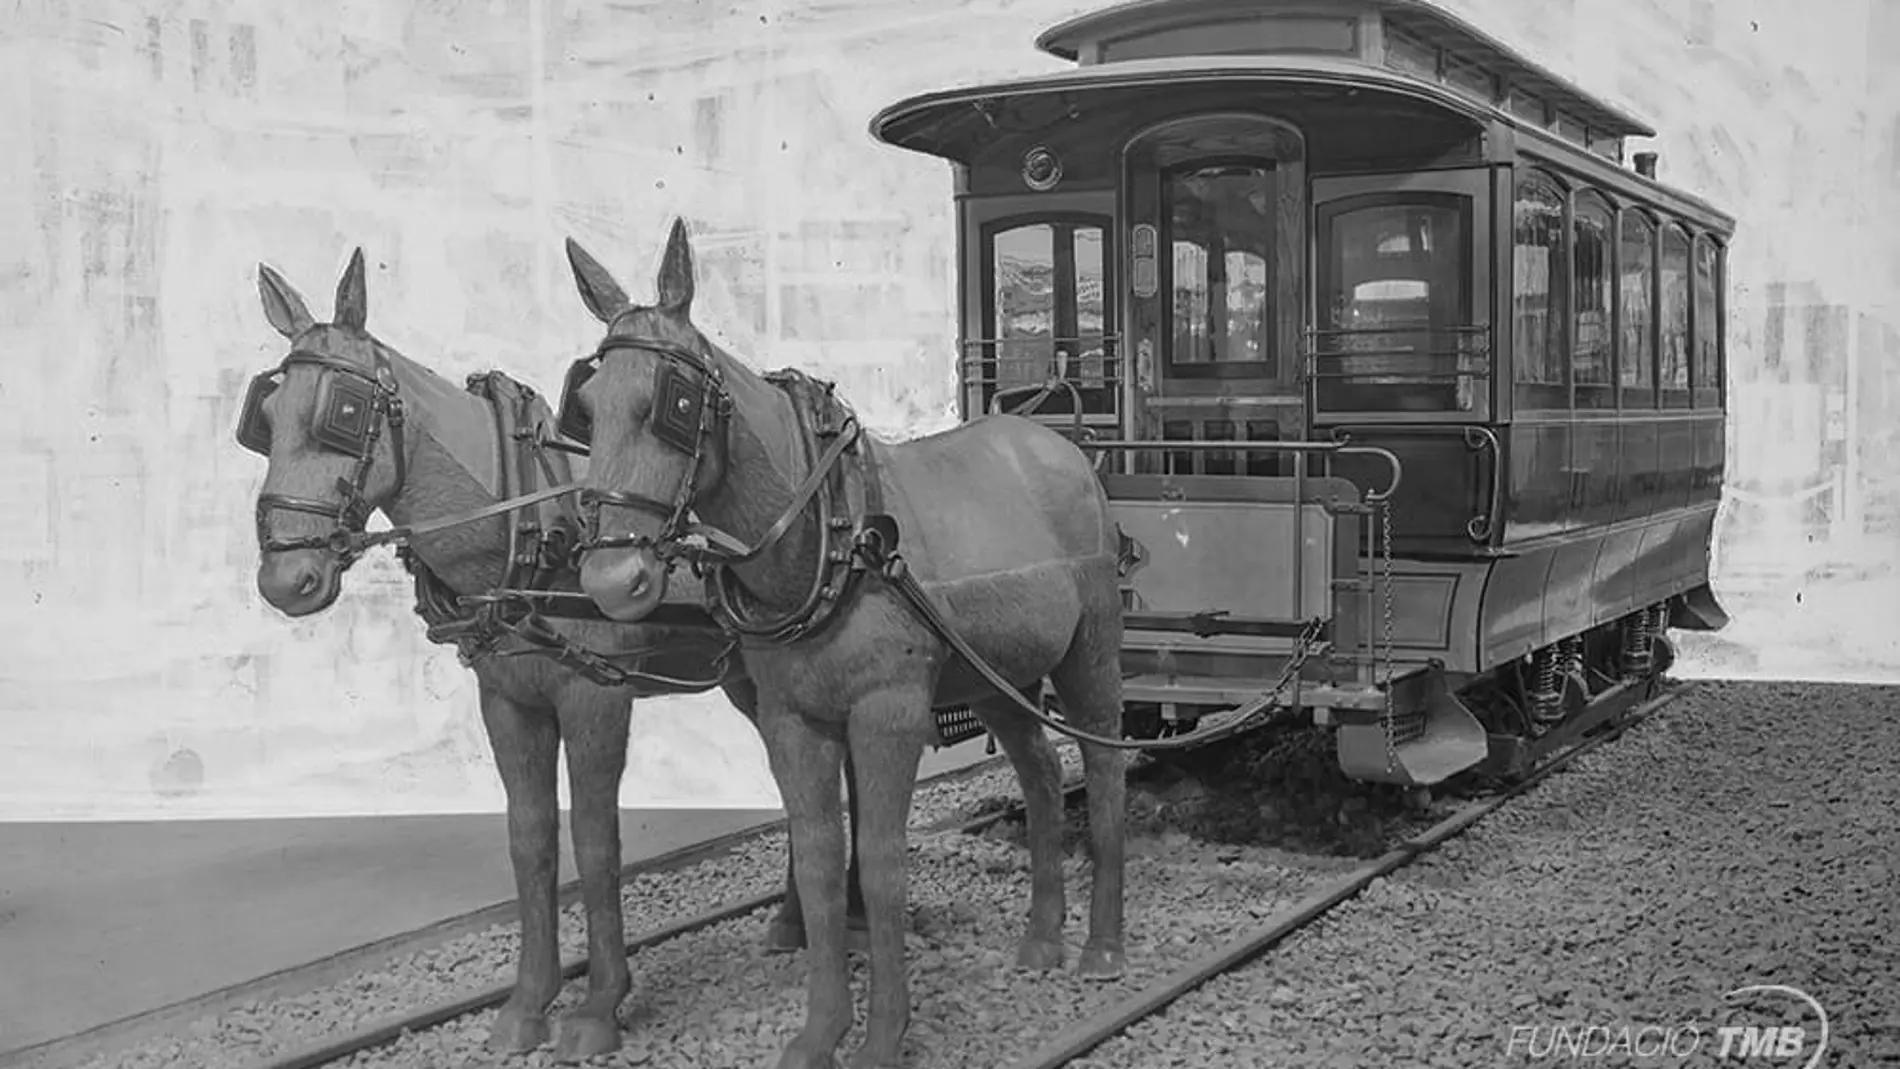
[843,751,870,950]
[477,684,563,1051]
[551,686,635,1061]
[1048,609,1128,981]
[729,675,816,954]
[843,689,930,1069]
[970,692,1068,971]
[766,755,869,956]
[759,707,852,1069]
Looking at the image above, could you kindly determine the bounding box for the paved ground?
[0,740,991,1058]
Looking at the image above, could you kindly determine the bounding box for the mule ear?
[257,263,316,339]
[334,247,368,331]
[655,217,694,313]
[565,237,630,324]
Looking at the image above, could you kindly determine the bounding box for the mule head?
[561,220,730,623]
[241,248,410,617]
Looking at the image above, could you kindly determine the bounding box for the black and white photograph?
[0,0,1894,1066]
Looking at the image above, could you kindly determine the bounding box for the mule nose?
[256,553,335,616]
[579,546,670,622]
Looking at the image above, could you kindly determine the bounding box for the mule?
[241,249,870,1062]
[561,220,1129,1069]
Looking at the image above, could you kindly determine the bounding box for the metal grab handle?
[1079,438,1405,504]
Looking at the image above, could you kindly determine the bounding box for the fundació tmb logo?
[1504,983,1830,1065]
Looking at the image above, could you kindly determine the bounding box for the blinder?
[234,351,393,459]
[312,370,379,456]
[555,355,598,445]
[235,371,278,456]
[553,338,727,455]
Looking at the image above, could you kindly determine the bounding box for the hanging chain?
[1380,497,1398,777]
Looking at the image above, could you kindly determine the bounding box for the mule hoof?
[775,1042,842,1069]
[1014,936,1066,971]
[761,918,872,956]
[1078,942,1126,980]
[763,917,807,954]
[552,1014,621,1062]
[487,1008,550,1052]
[846,1044,904,1069]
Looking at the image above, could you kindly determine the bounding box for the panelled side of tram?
[1487,126,1733,675]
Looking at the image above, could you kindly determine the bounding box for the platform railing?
[959,335,1123,422]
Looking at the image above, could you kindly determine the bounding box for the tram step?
[1331,670,1488,787]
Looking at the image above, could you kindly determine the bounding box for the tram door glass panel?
[1163,162,1275,375]
[1315,195,1474,413]
[982,218,1114,415]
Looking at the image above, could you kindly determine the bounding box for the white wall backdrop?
[0,0,1894,820]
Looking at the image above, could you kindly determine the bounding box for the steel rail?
[998,680,1690,1069]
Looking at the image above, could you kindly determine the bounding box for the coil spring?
[1621,606,1656,677]
[1559,635,1583,680]
[1529,646,1563,724]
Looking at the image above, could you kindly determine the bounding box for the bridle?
[239,347,408,566]
[560,335,734,563]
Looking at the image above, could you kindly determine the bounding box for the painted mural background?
[1,0,1895,820]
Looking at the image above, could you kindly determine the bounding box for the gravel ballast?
[68,680,1897,1069]
[64,747,1081,1069]
[1080,680,1900,1068]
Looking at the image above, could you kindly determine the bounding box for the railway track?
[36,683,1689,1069]
[242,778,1066,1069]
[999,681,1687,1069]
[6,748,1043,1069]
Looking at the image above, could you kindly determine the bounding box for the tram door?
[1123,113,1308,476]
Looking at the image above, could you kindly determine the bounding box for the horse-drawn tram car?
[870,0,1733,787]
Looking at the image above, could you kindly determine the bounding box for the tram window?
[1618,211,1656,407]
[1162,161,1274,376]
[1572,191,1615,409]
[1314,193,1476,414]
[1659,224,1692,406]
[1692,235,1723,407]
[1513,170,1569,410]
[980,216,1115,415]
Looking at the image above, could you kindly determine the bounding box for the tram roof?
[869,49,1733,231]
[1032,0,1653,139]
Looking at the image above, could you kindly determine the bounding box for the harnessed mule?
[240,249,872,1062]
[562,221,1130,1069]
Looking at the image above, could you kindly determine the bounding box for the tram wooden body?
[872,0,1732,785]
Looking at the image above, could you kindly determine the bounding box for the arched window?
[1572,190,1615,408]
[1618,210,1656,408]
[1164,160,1275,373]
[1692,235,1723,407]
[1512,169,1568,409]
[1659,223,1692,406]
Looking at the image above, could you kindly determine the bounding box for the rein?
[570,336,1332,753]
